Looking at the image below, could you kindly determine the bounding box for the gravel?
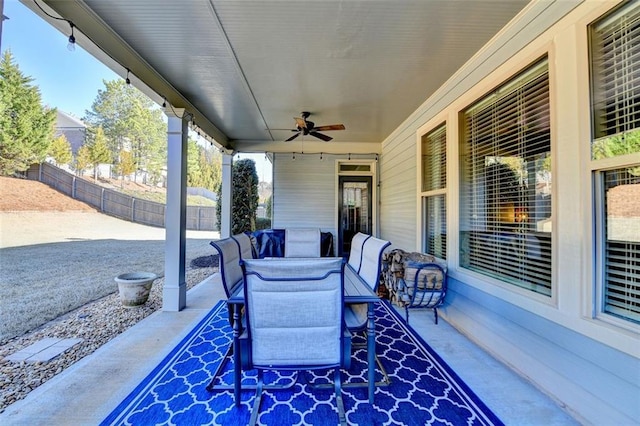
[0,266,216,413]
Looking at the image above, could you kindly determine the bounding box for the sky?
[0,1,272,182]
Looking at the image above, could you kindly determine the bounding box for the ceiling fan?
[281,112,345,142]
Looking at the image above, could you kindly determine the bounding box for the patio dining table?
[226,257,380,404]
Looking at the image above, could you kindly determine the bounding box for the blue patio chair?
[344,235,391,386]
[209,237,243,299]
[239,257,350,426]
[206,237,245,391]
[345,236,391,331]
[231,232,257,260]
[347,232,371,272]
[284,227,321,257]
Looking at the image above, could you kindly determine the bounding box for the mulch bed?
[190,254,219,268]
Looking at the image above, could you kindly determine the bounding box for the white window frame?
[418,122,447,259]
[589,1,640,327]
[458,57,553,296]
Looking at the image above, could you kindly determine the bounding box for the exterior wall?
[379,130,418,250]
[272,152,339,235]
[272,152,378,251]
[55,110,87,155]
[379,1,639,424]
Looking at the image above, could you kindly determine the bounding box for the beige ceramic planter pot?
[115,272,157,307]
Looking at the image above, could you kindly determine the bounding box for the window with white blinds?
[421,124,447,259]
[460,58,552,295]
[590,2,640,324]
[590,1,640,160]
[603,170,640,323]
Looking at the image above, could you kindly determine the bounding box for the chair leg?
[334,368,347,426]
[340,332,391,387]
[434,307,438,324]
[405,306,410,324]
[249,370,264,426]
[206,343,233,391]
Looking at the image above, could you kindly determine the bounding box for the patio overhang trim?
[233,141,381,156]
[28,0,230,150]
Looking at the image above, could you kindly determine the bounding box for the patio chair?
[207,237,245,391]
[209,237,243,299]
[345,236,391,330]
[231,232,256,260]
[344,236,391,386]
[239,257,350,426]
[347,232,371,272]
[284,228,321,257]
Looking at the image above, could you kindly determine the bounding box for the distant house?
[55,110,87,155]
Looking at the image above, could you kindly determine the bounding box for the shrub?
[255,218,271,230]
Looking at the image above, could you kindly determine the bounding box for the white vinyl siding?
[272,153,337,231]
[380,132,419,249]
[590,1,640,324]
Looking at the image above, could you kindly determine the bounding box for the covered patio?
[5,0,639,424]
[0,277,576,424]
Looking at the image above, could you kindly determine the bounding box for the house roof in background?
[56,110,86,129]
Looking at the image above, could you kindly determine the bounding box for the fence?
[27,163,218,231]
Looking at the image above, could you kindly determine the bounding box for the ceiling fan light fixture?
[283,111,345,143]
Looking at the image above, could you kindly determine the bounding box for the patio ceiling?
[27,0,529,152]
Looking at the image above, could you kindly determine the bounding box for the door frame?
[335,159,378,256]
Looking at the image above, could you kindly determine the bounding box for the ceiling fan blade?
[310,131,332,142]
[285,132,301,142]
[294,117,307,129]
[313,124,345,132]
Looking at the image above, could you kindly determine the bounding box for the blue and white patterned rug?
[102,300,503,425]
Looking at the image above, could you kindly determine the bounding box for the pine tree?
[88,126,112,181]
[75,144,92,176]
[115,149,137,183]
[186,139,202,187]
[200,146,221,192]
[0,51,56,175]
[49,134,73,166]
[83,79,166,179]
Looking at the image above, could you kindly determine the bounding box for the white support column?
[163,108,188,311]
[220,153,233,238]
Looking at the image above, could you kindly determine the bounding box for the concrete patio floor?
[0,273,580,425]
